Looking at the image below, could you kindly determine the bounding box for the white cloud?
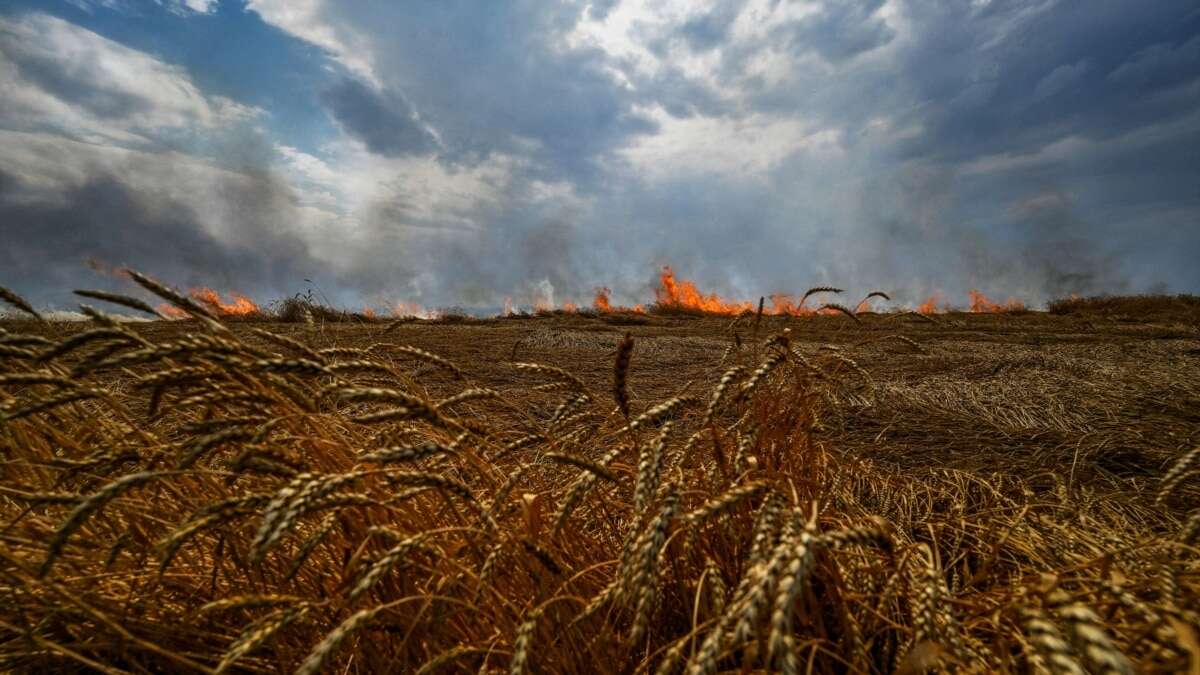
[618,107,843,179]
[0,129,318,244]
[181,0,219,13]
[0,13,257,148]
[245,0,378,83]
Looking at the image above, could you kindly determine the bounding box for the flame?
[143,264,1029,321]
[917,294,942,314]
[912,291,1024,314]
[156,288,260,318]
[593,288,612,312]
[655,266,757,315]
[392,302,434,319]
[188,288,260,316]
[967,290,1025,313]
[592,287,645,313]
[157,304,188,319]
[767,293,823,316]
[654,267,832,316]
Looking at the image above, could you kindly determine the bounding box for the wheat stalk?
[614,332,634,417]
[0,284,43,321]
[1156,445,1199,504]
[1020,604,1087,675]
[296,605,388,675]
[73,289,163,317]
[1048,592,1134,675]
[42,472,163,577]
[800,286,842,307]
[510,606,545,675]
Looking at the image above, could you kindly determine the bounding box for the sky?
[1,0,1198,312]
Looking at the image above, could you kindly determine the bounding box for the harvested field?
[1,288,1198,673]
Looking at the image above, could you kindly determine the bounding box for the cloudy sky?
[1,0,1198,311]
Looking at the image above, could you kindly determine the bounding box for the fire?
[654,267,834,316]
[188,288,260,316]
[84,263,263,318]
[156,287,261,318]
[917,294,942,314]
[157,304,188,319]
[392,302,434,319]
[912,291,1024,314]
[655,266,757,315]
[767,294,823,316]
[592,287,646,313]
[140,264,1029,321]
[967,290,1025,313]
[593,288,612,312]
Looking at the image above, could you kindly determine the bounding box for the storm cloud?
[0,134,331,307]
[1,1,1198,311]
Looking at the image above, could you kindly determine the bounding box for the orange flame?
[967,290,1025,313]
[654,267,835,316]
[156,287,261,318]
[917,294,943,314]
[768,293,823,316]
[593,288,612,312]
[157,304,188,319]
[655,266,757,315]
[146,265,1029,321]
[392,302,433,319]
[592,287,646,313]
[188,288,260,316]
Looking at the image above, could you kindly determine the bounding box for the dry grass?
[1047,293,1200,322]
[0,281,1198,673]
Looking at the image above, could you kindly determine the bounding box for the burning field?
[1,274,1198,674]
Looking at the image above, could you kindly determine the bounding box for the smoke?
[2,2,1197,313]
[842,166,1135,305]
[1010,190,1131,298]
[0,152,331,309]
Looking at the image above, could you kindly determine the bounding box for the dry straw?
[0,276,1194,674]
[614,331,634,417]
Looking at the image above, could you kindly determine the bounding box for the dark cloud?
[888,1,1200,162]
[0,161,330,309]
[778,0,895,64]
[599,0,1200,301]
[302,2,656,181]
[677,6,737,53]
[319,77,437,157]
[4,1,1199,312]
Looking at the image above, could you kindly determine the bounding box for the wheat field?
[0,279,1198,673]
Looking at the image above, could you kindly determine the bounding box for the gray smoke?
[0,162,331,309]
[2,1,1198,312]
